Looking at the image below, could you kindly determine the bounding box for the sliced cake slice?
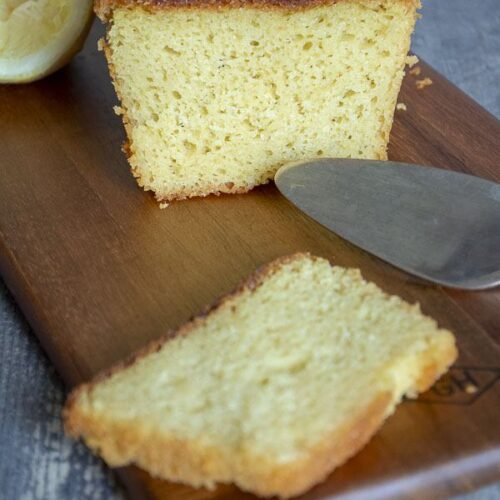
[95,0,421,202]
[64,253,456,498]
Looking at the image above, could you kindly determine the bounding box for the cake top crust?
[95,0,420,21]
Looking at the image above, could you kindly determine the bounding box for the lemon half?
[0,0,93,83]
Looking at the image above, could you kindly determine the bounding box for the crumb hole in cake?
[183,141,197,153]
[289,360,309,374]
[163,45,180,56]
[172,90,182,99]
[250,40,259,46]
[303,42,313,51]
[317,150,324,156]
[341,33,355,42]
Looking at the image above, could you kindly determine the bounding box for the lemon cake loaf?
[95,0,420,203]
[65,253,456,498]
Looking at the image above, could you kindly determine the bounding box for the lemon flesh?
[0,0,93,83]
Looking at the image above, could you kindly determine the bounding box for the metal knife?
[275,159,500,290]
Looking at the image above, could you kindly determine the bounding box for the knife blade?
[275,159,500,290]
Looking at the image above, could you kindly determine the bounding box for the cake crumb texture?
[409,65,421,76]
[64,253,456,498]
[416,77,433,89]
[405,53,419,67]
[100,1,419,202]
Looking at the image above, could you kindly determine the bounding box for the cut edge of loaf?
[97,0,420,203]
[64,252,457,498]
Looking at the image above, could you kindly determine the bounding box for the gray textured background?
[1,1,499,498]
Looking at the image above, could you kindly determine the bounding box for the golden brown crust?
[95,0,420,21]
[65,391,393,498]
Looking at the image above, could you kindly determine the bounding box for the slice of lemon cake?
[65,253,456,498]
[95,0,420,203]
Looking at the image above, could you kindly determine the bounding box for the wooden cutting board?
[1,21,499,500]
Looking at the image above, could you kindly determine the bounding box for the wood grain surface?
[0,19,499,500]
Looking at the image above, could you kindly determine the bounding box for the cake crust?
[66,390,394,498]
[95,0,420,20]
